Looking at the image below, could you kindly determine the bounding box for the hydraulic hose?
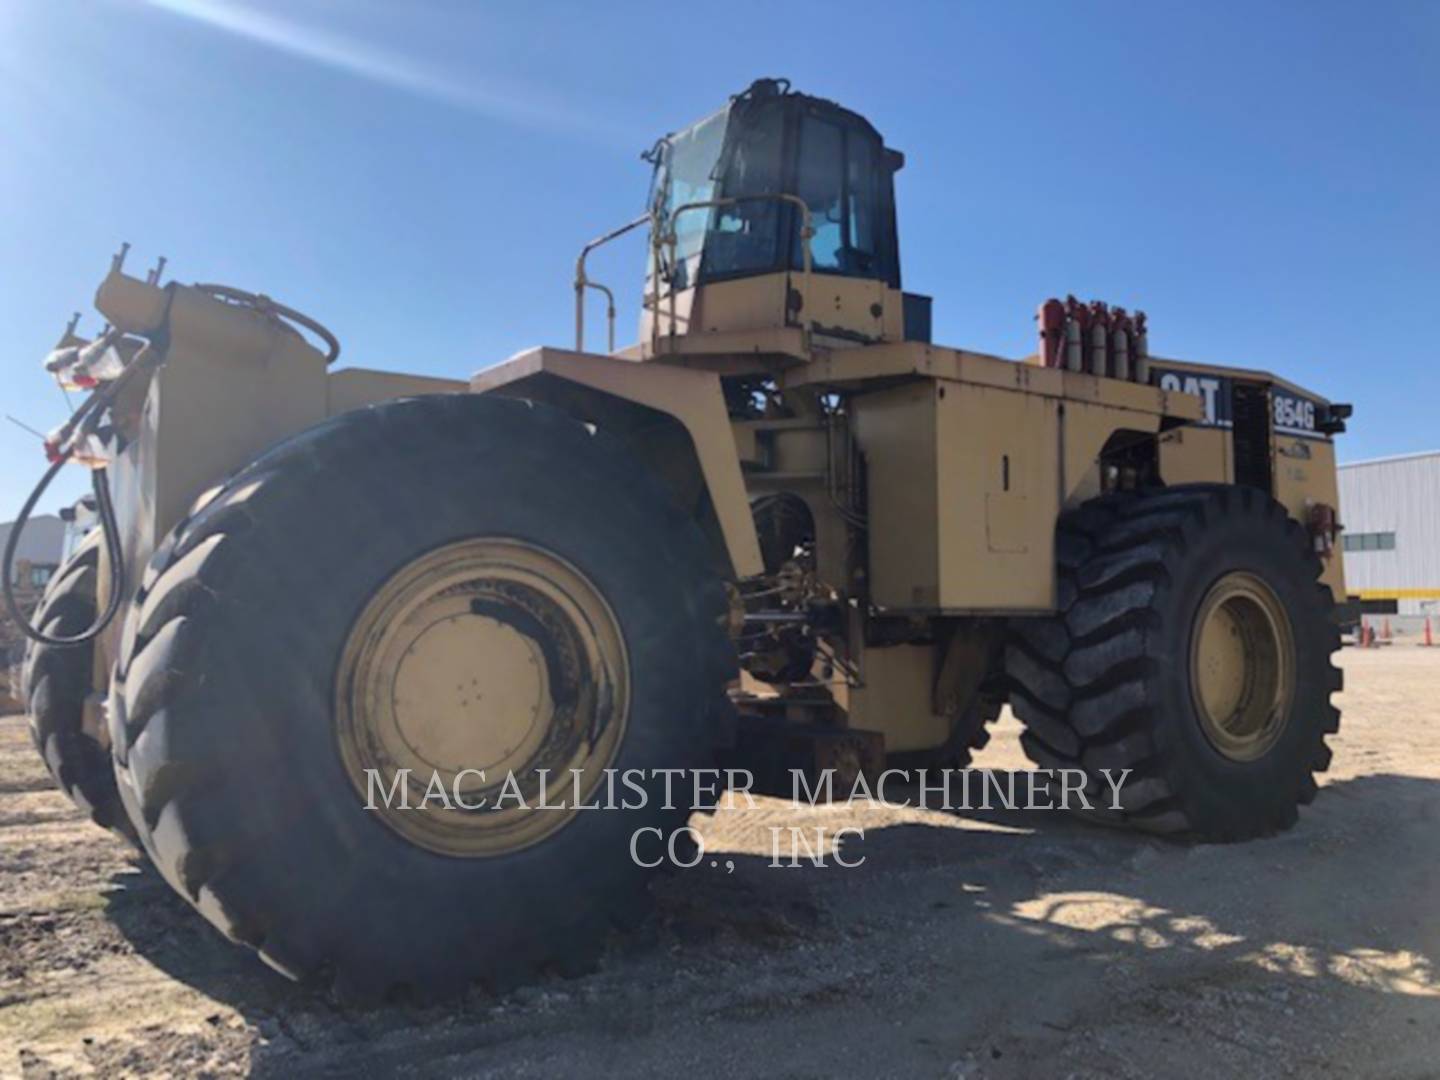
[2,455,126,647]
[193,283,341,364]
[2,341,158,648]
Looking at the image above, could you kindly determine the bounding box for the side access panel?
[853,379,1060,612]
[850,346,1191,613]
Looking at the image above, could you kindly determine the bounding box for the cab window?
[794,117,845,271]
[790,115,887,280]
[704,103,785,280]
[654,110,727,290]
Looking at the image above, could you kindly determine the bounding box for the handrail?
[574,214,650,352]
[660,194,815,349]
[573,196,818,355]
[579,281,618,353]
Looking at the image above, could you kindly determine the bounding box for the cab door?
[791,114,888,343]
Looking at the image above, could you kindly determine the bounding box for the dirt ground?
[3,644,1439,1079]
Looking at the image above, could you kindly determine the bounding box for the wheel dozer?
[10,78,1352,998]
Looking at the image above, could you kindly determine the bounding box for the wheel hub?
[335,538,629,857]
[391,610,550,775]
[1189,571,1295,762]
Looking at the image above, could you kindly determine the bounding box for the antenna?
[6,415,47,441]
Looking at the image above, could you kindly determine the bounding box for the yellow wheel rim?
[335,538,629,857]
[1189,571,1295,763]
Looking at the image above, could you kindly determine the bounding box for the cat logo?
[1155,370,1227,427]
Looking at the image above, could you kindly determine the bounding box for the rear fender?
[471,347,762,579]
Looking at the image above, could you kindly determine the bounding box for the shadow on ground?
[98,770,1440,1077]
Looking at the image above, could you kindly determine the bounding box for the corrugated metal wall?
[1338,451,1440,615]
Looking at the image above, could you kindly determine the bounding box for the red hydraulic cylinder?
[1037,298,1066,368]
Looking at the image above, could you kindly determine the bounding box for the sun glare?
[138,0,601,136]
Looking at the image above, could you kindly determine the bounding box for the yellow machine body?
[66,78,1349,766]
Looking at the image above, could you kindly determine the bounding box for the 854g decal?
[1152,367,1330,440]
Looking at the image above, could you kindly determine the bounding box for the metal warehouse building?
[1338,450,1440,622]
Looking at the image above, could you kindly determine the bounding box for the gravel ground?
[3,643,1439,1078]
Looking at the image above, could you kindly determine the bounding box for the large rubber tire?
[107,395,736,999]
[21,533,137,842]
[1006,484,1341,840]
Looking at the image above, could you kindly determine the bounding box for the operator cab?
[640,78,925,355]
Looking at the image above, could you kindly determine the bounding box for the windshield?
[651,109,727,290]
[705,102,785,282]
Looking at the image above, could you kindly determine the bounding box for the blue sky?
[1,0,1435,515]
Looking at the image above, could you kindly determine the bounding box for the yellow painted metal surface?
[640,270,908,356]
[1273,435,1347,601]
[471,346,764,578]
[326,369,467,413]
[850,349,1178,612]
[334,537,629,857]
[854,378,1057,611]
[1189,571,1296,763]
[106,282,329,584]
[842,642,948,753]
[1159,425,1232,486]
